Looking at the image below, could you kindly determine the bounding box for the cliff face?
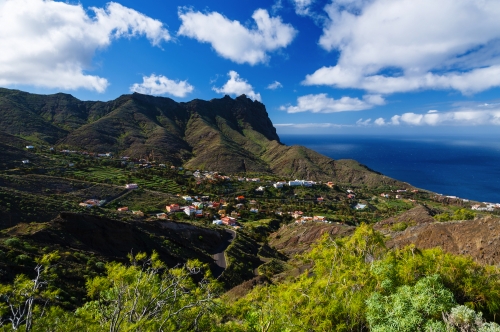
[0,88,404,185]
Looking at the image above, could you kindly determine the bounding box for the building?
[355,204,367,210]
[182,196,193,202]
[125,183,139,189]
[184,206,196,216]
[26,145,34,149]
[221,217,237,226]
[166,204,180,212]
[132,210,144,217]
[117,207,129,212]
[22,160,29,164]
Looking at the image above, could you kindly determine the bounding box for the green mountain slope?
[0,88,403,185]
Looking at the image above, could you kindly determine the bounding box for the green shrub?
[15,254,33,264]
[391,222,409,232]
[4,237,21,248]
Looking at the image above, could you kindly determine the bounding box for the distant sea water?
[280,135,500,203]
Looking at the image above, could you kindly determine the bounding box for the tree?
[0,252,60,331]
[78,252,220,332]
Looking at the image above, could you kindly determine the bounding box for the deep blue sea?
[280,135,500,203]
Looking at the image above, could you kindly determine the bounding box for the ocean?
[280,135,500,203]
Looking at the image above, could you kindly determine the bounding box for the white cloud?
[292,0,314,15]
[281,93,384,113]
[177,8,297,65]
[130,74,194,97]
[267,81,283,90]
[0,0,170,92]
[356,118,372,126]
[213,71,261,101]
[304,0,500,94]
[377,108,500,126]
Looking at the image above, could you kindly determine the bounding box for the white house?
[355,204,367,210]
[273,182,286,188]
[125,183,138,189]
[26,145,34,149]
[184,206,196,216]
[182,196,193,202]
[22,160,30,164]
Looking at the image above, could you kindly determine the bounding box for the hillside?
[0,88,404,185]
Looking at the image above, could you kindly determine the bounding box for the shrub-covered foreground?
[1,225,500,331]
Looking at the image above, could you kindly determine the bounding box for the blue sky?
[2,0,500,136]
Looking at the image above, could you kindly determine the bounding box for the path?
[212,229,236,278]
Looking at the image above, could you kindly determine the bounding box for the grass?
[67,167,180,193]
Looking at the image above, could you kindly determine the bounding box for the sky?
[2,0,500,136]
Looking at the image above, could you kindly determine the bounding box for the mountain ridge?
[0,87,402,185]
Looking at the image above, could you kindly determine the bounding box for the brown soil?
[224,275,271,301]
[269,222,355,256]
[387,215,500,265]
[374,205,437,234]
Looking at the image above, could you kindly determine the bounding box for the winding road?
[212,229,236,278]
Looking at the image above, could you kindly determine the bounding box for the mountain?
[0,87,402,185]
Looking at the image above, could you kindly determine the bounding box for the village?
[18,145,500,228]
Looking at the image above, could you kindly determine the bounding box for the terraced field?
[68,168,181,194]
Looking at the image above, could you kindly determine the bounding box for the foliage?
[366,274,455,331]
[224,225,500,331]
[76,252,220,332]
[435,209,475,222]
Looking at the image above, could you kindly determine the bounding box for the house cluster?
[471,203,500,212]
[237,177,261,182]
[272,179,317,188]
[193,170,231,181]
[290,211,331,224]
[79,199,105,208]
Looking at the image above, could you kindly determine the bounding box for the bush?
[391,222,409,232]
[15,254,33,265]
[4,237,21,248]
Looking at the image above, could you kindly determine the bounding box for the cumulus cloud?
[304,0,500,94]
[177,8,297,65]
[267,81,283,90]
[130,74,194,97]
[213,71,261,101]
[376,106,500,126]
[292,0,315,15]
[281,93,384,113]
[0,0,170,92]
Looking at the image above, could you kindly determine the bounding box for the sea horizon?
[280,134,500,204]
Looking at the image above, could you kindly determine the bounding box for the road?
[212,229,236,278]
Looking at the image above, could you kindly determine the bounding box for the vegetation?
[2,226,499,331]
